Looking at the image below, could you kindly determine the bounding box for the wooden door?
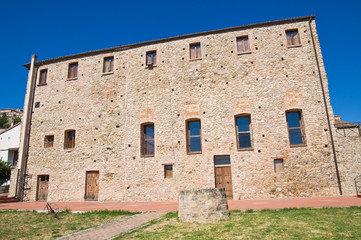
[85,171,99,201]
[37,175,49,201]
[215,166,233,199]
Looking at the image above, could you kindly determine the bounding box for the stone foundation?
[178,188,229,223]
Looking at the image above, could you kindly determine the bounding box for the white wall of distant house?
[0,123,21,163]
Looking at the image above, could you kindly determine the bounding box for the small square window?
[190,43,201,60]
[39,69,48,85]
[146,51,157,66]
[103,57,114,73]
[64,130,76,149]
[68,62,78,79]
[164,165,173,178]
[44,135,54,148]
[286,29,301,46]
[274,159,284,173]
[236,36,250,53]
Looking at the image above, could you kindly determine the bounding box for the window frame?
[164,164,173,179]
[235,114,253,151]
[141,123,155,157]
[64,129,76,149]
[189,42,202,60]
[186,119,202,154]
[286,110,306,147]
[285,29,301,47]
[274,159,284,173]
[38,69,48,86]
[103,56,114,74]
[236,35,251,54]
[146,50,157,66]
[44,135,54,148]
[68,62,78,80]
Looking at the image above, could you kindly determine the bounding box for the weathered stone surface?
[179,188,229,223]
[9,17,359,202]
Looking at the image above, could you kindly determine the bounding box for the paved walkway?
[58,211,166,240]
[0,196,360,212]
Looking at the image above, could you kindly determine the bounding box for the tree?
[13,116,21,124]
[0,160,11,185]
[0,113,9,128]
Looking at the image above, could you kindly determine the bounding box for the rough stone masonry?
[9,15,361,202]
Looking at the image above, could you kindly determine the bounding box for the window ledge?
[64,148,75,152]
[290,144,307,148]
[189,58,202,61]
[237,51,252,55]
[141,155,155,158]
[37,83,47,87]
[145,65,157,69]
[237,148,254,152]
[287,44,302,48]
[67,77,78,81]
[187,151,202,155]
[102,72,114,76]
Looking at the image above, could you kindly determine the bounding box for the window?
[64,130,76,149]
[39,69,48,85]
[190,43,201,60]
[146,51,157,66]
[103,57,114,73]
[186,119,202,153]
[164,165,173,178]
[274,159,284,173]
[286,110,306,145]
[235,115,252,149]
[286,29,300,46]
[68,62,78,79]
[44,135,54,148]
[236,36,250,53]
[141,123,154,156]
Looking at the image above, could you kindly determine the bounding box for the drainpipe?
[308,18,343,195]
[17,54,37,200]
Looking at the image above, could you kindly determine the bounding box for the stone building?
[9,15,361,202]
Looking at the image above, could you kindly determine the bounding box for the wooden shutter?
[196,44,201,58]
[190,45,195,59]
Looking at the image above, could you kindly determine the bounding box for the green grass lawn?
[117,207,361,240]
[0,209,136,240]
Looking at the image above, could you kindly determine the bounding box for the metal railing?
[335,122,361,137]
[354,175,361,197]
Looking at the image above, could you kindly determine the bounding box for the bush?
[0,160,11,180]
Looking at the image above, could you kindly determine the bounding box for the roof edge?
[24,15,315,69]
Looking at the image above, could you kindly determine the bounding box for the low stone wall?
[178,188,229,223]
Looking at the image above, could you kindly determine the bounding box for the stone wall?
[10,17,346,202]
[179,188,229,223]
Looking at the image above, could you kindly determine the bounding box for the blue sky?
[1,0,360,122]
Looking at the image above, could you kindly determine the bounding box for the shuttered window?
[235,115,252,149]
[190,43,201,59]
[39,69,48,85]
[64,130,76,149]
[286,111,306,146]
[44,135,54,148]
[236,36,250,53]
[286,29,300,46]
[68,62,78,79]
[103,57,114,73]
[164,165,173,178]
[146,51,157,66]
[274,159,284,173]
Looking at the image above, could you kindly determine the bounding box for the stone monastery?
[9,16,361,202]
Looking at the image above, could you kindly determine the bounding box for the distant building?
[0,108,23,129]
[0,122,21,166]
